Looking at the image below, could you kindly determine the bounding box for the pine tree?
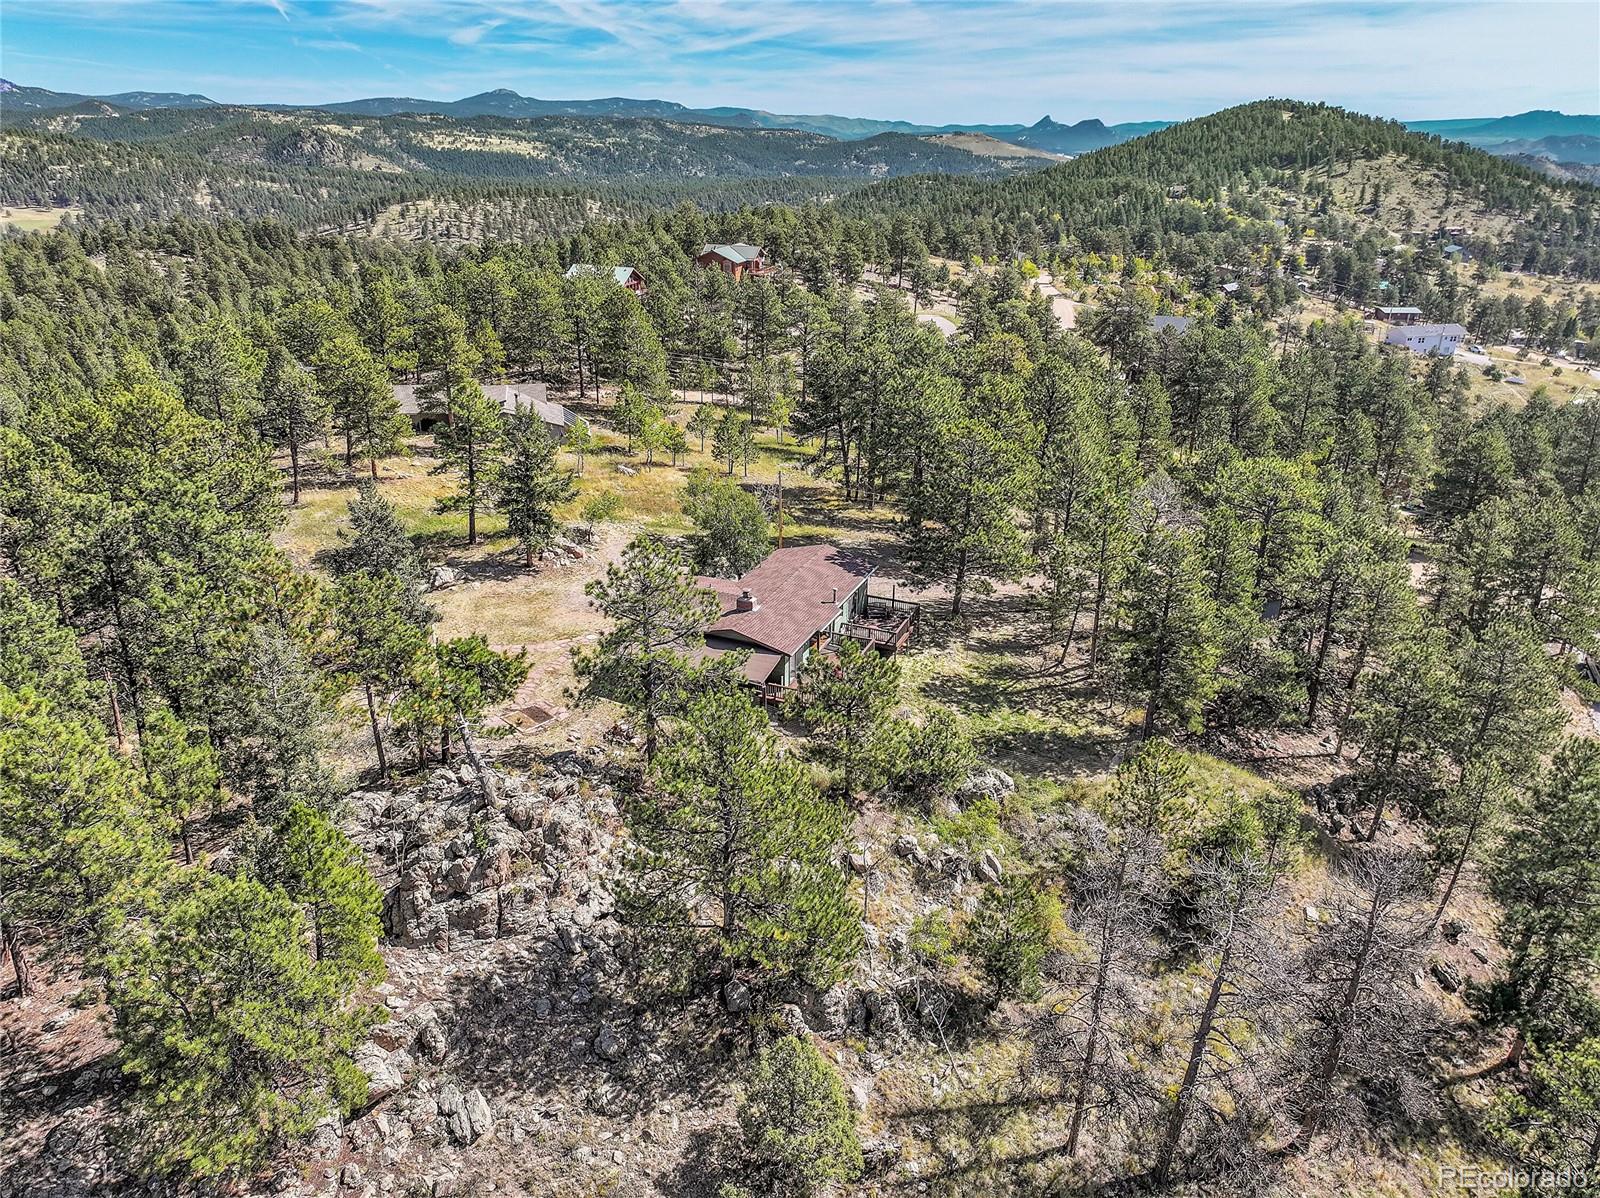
[234,628,335,819]
[329,480,435,629]
[623,689,861,987]
[139,707,221,865]
[312,332,409,478]
[905,415,1031,616]
[736,1036,863,1196]
[395,635,527,766]
[1487,1037,1600,1178]
[105,870,379,1180]
[962,875,1058,1003]
[713,408,752,476]
[494,404,576,567]
[898,707,978,808]
[177,313,264,425]
[256,800,385,985]
[1489,738,1600,1039]
[0,686,165,995]
[786,638,904,800]
[331,570,430,779]
[687,403,717,452]
[432,368,505,545]
[573,535,720,762]
[1119,525,1223,737]
[259,343,330,505]
[1349,630,1454,839]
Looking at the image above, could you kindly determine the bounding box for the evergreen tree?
[139,707,221,865]
[233,628,335,819]
[898,707,978,808]
[312,332,409,478]
[494,404,576,567]
[1487,1037,1600,1178]
[256,801,385,984]
[787,638,904,800]
[0,686,164,995]
[328,480,435,629]
[177,313,264,426]
[1119,525,1223,737]
[962,875,1058,1003]
[736,1036,863,1197]
[395,635,527,767]
[433,371,506,545]
[259,343,330,505]
[331,570,430,779]
[623,689,861,987]
[1489,738,1600,1040]
[105,871,379,1181]
[905,416,1031,616]
[573,536,720,762]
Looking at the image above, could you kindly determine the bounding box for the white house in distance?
[392,381,584,438]
[563,264,647,296]
[1385,323,1467,357]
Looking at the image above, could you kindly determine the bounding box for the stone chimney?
[736,589,758,612]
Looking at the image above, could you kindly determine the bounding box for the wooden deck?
[839,595,919,652]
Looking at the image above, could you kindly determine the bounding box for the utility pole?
[776,469,784,548]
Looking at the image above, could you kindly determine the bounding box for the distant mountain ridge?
[0,79,1165,153]
[1404,110,1600,145]
[0,78,219,111]
[5,80,1594,165]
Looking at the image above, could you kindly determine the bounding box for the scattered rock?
[956,767,1016,806]
[776,1003,809,1038]
[1303,905,1320,923]
[893,833,920,859]
[617,464,638,476]
[595,1026,626,1061]
[340,1162,364,1189]
[429,565,460,590]
[1430,961,1463,993]
[848,848,874,874]
[722,979,751,1014]
[848,1077,874,1110]
[464,1089,494,1141]
[355,1043,408,1100]
[975,850,1003,885]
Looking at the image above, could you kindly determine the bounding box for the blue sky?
[2,1,1596,124]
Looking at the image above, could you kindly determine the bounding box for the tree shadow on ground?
[431,931,740,1126]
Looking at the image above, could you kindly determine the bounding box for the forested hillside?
[849,100,1600,279]
[0,106,1036,231]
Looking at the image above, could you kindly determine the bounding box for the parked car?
[1467,343,1485,354]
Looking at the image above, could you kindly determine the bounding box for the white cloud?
[7,0,1597,121]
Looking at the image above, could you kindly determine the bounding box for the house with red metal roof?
[695,544,916,698]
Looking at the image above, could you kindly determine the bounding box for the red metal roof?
[697,544,874,657]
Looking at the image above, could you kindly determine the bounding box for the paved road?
[1035,272,1079,329]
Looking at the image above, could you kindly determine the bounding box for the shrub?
[736,1036,862,1195]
